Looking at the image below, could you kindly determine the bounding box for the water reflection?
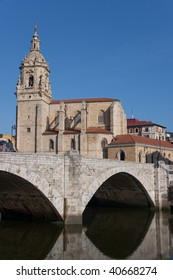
[83,207,154,259]
[0,221,63,259]
[0,208,173,260]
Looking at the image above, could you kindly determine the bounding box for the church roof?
[23,50,47,64]
[109,134,173,149]
[51,97,118,104]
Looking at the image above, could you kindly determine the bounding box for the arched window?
[151,152,159,164]
[101,138,108,158]
[101,138,108,148]
[139,152,142,162]
[71,139,76,150]
[151,152,154,163]
[98,110,105,123]
[29,75,34,87]
[145,153,149,163]
[120,150,125,161]
[49,139,54,151]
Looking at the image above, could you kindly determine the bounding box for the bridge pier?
[157,161,173,211]
[64,197,82,225]
[65,213,82,225]
[156,161,173,211]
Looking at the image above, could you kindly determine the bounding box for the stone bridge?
[0,151,173,224]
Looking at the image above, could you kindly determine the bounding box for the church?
[15,25,127,158]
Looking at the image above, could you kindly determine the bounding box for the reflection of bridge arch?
[84,208,154,259]
[82,167,155,214]
[0,220,63,259]
[0,163,63,221]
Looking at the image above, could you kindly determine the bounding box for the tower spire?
[31,22,40,51]
[34,22,38,36]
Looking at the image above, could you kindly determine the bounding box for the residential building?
[127,118,166,140]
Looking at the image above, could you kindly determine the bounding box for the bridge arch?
[0,163,63,221]
[82,166,155,214]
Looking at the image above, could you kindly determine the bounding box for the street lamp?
[11,125,16,139]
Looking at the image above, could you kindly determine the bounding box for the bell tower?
[16,24,52,152]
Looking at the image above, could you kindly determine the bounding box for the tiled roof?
[42,130,57,135]
[127,118,166,128]
[86,127,112,134]
[42,129,80,135]
[109,134,173,149]
[51,97,118,104]
[43,127,111,135]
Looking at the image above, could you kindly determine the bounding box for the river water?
[0,207,173,260]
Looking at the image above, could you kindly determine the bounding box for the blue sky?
[0,0,173,134]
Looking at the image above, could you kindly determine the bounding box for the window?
[101,138,108,158]
[120,150,125,161]
[139,152,142,162]
[101,138,108,148]
[98,110,105,123]
[49,139,54,151]
[29,75,34,87]
[135,128,139,133]
[146,153,149,163]
[27,128,31,132]
[71,139,76,150]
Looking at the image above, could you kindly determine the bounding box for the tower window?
[29,75,34,87]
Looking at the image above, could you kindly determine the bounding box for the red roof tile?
[64,129,81,134]
[43,127,111,135]
[127,118,166,128]
[86,127,112,134]
[109,134,173,149]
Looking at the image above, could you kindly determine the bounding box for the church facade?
[16,26,127,158]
